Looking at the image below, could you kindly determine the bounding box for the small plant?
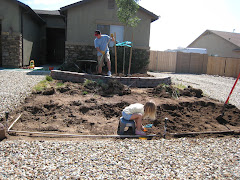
[82,91,88,95]
[172,88,180,99]
[83,79,98,91]
[157,84,172,93]
[46,75,53,81]
[83,79,95,86]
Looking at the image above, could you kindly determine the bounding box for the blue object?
[116,41,132,47]
[118,117,135,135]
[145,124,153,128]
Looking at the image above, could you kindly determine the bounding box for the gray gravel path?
[0,138,239,179]
[0,70,49,118]
[148,72,240,109]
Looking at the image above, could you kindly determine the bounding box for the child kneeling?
[122,101,156,135]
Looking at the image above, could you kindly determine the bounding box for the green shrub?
[111,47,150,74]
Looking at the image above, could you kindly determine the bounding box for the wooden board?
[8,130,156,139]
[116,134,157,138]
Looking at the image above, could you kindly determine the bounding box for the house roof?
[210,30,240,47]
[189,30,240,48]
[34,10,61,16]
[16,0,45,24]
[60,0,159,22]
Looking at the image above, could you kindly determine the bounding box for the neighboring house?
[188,30,240,58]
[0,0,159,68]
[0,0,45,68]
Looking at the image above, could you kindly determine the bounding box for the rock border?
[50,70,171,88]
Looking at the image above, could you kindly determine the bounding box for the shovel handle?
[224,72,240,104]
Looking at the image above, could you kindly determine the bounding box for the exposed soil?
[5,79,240,140]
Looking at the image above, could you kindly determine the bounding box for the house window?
[97,24,124,43]
[108,0,115,9]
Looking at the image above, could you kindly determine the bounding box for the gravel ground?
[0,70,239,179]
[0,138,239,179]
[0,70,49,118]
[148,72,240,109]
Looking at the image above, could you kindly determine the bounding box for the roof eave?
[60,0,92,12]
[16,0,45,24]
[60,0,160,22]
[139,6,159,22]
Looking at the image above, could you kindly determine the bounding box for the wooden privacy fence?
[149,51,177,72]
[207,56,240,78]
[176,52,208,74]
[149,51,240,78]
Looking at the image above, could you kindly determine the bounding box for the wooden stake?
[114,32,117,74]
[128,32,133,75]
[123,46,125,74]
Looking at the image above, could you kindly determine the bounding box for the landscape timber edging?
[50,70,171,88]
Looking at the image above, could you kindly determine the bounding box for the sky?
[19,0,240,51]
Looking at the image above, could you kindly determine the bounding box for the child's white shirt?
[123,103,144,115]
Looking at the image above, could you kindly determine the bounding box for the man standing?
[94,30,114,76]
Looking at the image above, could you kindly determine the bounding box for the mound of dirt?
[83,79,131,96]
[4,80,240,140]
[150,84,203,98]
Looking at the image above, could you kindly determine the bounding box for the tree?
[116,0,141,74]
[116,0,141,28]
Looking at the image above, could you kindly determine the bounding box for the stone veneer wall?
[1,32,22,68]
[65,43,150,74]
[65,44,97,62]
[51,70,171,88]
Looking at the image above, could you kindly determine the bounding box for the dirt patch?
[4,80,240,140]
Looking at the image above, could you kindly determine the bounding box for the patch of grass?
[46,75,53,81]
[173,83,186,90]
[34,80,49,92]
[56,82,64,87]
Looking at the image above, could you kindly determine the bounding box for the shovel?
[216,72,240,120]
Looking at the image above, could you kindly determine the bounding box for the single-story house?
[187,30,240,58]
[0,0,159,68]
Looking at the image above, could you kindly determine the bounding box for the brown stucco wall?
[65,0,152,49]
